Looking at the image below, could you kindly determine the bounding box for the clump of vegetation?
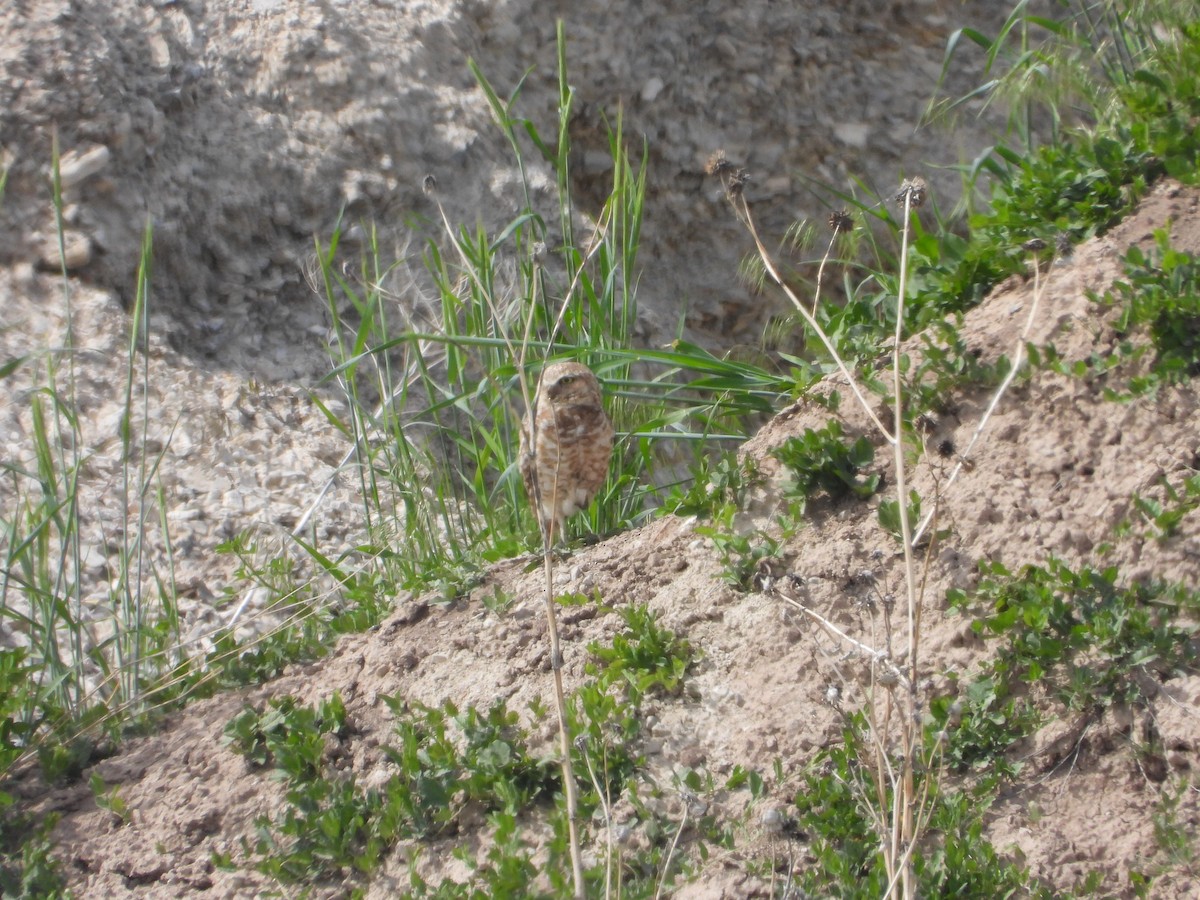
[773,420,881,508]
[1119,473,1200,543]
[223,604,698,895]
[948,560,1198,713]
[1105,232,1200,393]
[710,4,1200,896]
[790,719,1042,897]
[587,604,694,701]
[0,809,67,899]
[663,450,758,518]
[693,505,783,592]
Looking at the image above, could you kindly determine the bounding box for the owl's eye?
[558,375,576,385]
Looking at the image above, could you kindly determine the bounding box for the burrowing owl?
[520,361,614,545]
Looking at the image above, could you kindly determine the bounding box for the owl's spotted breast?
[520,361,614,545]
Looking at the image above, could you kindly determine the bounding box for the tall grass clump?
[933,0,1200,238]
[304,22,796,896]
[304,24,803,596]
[1,139,193,789]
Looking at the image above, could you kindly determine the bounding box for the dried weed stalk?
[424,180,616,900]
[712,155,1047,897]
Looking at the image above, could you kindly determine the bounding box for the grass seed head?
[828,209,854,233]
[894,176,928,208]
[1055,231,1074,258]
[705,149,735,177]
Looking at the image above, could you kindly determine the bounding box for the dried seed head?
[706,150,736,177]
[1055,231,1074,258]
[894,176,928,208]
[727,167,751,198]
[828,209,854,233]
[948,700,964,726]
[422,174,438,195]
[1021,237,1047,253]
[760,807,786,833]
[915,413,937,435]
[937,438,956,458]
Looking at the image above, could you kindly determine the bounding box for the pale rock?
[641,76,665,103]
[833,121,871,148]
[57,143,112,189]
[38,231,93,271]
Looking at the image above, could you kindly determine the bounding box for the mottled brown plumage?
[520,361,614,545]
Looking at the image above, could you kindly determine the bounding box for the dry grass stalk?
[712,154,1050,897]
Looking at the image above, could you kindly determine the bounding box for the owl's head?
[539,361,603,406]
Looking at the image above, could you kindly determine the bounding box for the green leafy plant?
[0,649,40,778]
[1152,779,1199,874]
[905,317,1011,420]
[948,560,1199,713]
[877,489,947,547]
[1103,232,1200,394]
[928,677,1038,779]
[1118,472,1200,542]
[89,773,129,826]
[587,605,694,702]
[788,716,1041,897]
[773,420,880,510]
[481,584,517,615]
[228,603,700,894]
[228,694,556,886]
[381,698,557,841]
[694,506,782,592]
[663,450,759,519]
[571,604,696,806]
[407,812,544,898]
[0,806,68,900]
[223,693,348,779]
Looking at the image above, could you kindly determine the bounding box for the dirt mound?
[19,180,1200,897]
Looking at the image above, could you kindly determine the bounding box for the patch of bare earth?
[13,179,1198,898]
